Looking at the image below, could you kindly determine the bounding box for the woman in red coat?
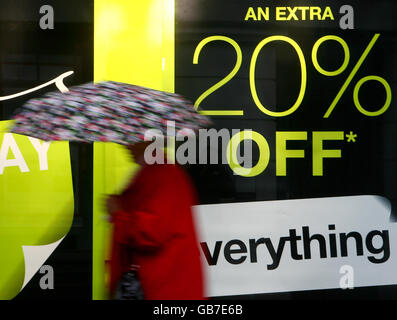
[106,142,205,300]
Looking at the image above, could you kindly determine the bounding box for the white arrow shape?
[0,71,73,102]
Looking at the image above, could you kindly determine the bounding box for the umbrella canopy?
[10,81,211,145]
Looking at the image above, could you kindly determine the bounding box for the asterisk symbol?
[346,131,357,142]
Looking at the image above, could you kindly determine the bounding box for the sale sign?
[176,0,397,297]
[0,121,74,299]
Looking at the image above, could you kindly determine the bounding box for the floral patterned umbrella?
[10,81,211,145]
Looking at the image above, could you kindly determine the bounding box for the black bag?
[115,265,144,300]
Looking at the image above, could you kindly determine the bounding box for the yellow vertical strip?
[94,0,174,89]
[161,0,175,93]
[93,0,174,299]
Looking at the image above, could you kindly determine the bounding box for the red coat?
[109,163,205,300]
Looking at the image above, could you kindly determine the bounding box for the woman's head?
[126,141,152,165]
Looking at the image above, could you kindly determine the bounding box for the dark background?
[176,0,397,299]
[0,0,94,299]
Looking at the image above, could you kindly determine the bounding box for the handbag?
[115,264,144,300]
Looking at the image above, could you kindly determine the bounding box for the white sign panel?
[194,195,396,297]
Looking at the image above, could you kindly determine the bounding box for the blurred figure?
[106,141,205,300]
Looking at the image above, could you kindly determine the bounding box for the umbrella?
[10,81,211,145]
